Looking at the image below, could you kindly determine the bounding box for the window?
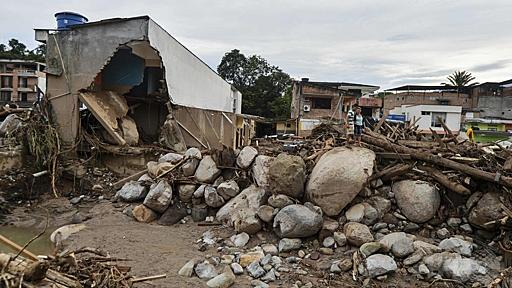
[0,91,11,101]
[19,77,28,88]
[1,76,12,88]
[21,93,27,102]
[311,98,331,109]
[421,111,431,115]
[431,112,447,127]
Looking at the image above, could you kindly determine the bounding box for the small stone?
[193,185,207,198]
[257,205,276,223]
[333,232,347,246]
[330,262,342,273]
[441,258,487,282]
[418,263,429,275]
[286,256,300,263]
[247,261,266,278]
[309,252,320,260]
[447,217,462,228]
[323,237,335,248]
[413,240,442,255]
[436,228,450,239]
[231,263,244,275]
[373,223,388,231]
[217,180,240,200]
[344,222,374,246]
[231,232,250,248]
[261,244,278,255]
[439,237,473,257]
[403,222,420,232]
[298,250,305,258]
[319,247,334,255]
[260,254,272,266]
[240,251,265,267]
[261,269,277,282]
[267,194,293,208]
[132,204,157,223]
[403,251,425,266]
[251,280,269,288]
[206,271,236,288]
[191,204,208,222]
[271,256,282,266]
[460,224,473,233]
[365,254,398,278]
[279,238,302,252]
[221,255,235,264]
[391,237,415,258]
[205,186,225,208]
[195,261,218,280]
[178,259,196,277]
[338,259,353,272]
[360,242,383,257]
[346,204,365,222]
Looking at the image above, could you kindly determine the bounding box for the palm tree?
[447,70,476,87]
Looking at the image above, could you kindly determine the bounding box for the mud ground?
[2,198,462,288]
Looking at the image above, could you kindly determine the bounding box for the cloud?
[1,0,512,90]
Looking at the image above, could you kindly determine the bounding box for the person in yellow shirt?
[466,126,475,142]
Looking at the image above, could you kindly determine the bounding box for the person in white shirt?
[354,107,364,145]
[345,109,354,143]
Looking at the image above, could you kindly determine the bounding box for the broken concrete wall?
[45,17,149,145]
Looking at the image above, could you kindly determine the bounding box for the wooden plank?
[375,152,412,160]
[0,234,39,261]
[373,111,388,132]
[113,169,148,189]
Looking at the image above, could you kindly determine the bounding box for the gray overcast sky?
[1,0,511,89]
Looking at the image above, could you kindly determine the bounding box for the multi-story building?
[291,78,379,136]
[0,59,46,107]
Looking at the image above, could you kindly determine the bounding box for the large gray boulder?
[468,192,506,230]
[305,147,375,216]
[217,180,240,200]
[268,153,306,198]
[116,181,148,202]
[205,186,225,208]
[178,184,196,202]
[439,237,473,257]
[393,180,440,223]
[216,185,267,234]
[273,204,323,238]
[441,258,487,282]
[236,146,258,169]
[143,180,173,213]
[366,254,397,277]
[252,155,274,190]
[195,156,221,183]
[182,148,202,176]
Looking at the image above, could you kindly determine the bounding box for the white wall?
[390,105,462,132]
[148,20,241,114]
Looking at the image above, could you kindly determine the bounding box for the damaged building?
[291,78,379,136]
[36,14,251,167]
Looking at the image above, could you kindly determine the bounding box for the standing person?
[345,108,355,143]
[466,126,475,142]
[354,107,364,145]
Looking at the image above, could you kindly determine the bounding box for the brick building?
[291,78,379,136]
[0,59,46,107]
[383,85,472,115]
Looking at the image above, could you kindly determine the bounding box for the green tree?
[218,49,291,119]
[0,39,45,62]
[447,70,477,87]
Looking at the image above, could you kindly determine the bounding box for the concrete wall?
[477,96,512,119]
[391,105,462,133]
[148,19,241,114]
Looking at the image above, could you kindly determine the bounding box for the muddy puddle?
[0,226,55,255]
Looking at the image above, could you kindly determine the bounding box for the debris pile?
[0,248,165,287]
[111,121,512,287]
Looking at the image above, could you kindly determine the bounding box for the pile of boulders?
[116,145,504,287]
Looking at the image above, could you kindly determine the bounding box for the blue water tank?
[55,12,88,30]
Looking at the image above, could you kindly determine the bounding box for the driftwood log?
[362,133,512,187]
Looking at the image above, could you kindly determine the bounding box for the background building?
[291,78,379,136]
[0,59,46,107]
[389,104,462,134]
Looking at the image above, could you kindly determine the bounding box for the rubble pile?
[112,122,512,287]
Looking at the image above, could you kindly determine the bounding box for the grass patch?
[475,133,509,143]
